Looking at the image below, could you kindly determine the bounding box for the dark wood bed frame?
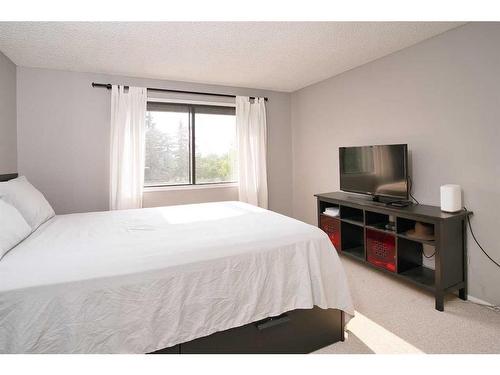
[0,173,345,354]
[0,173,18,182]
[151,307,345,354]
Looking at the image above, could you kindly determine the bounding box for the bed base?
[0,173,18,182]
[150,307,344,354]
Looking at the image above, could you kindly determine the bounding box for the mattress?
[0,201,354,353]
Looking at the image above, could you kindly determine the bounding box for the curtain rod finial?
[92,82,112,89]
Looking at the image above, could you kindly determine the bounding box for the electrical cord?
[463,207,500,269]
[422,248,436,258]
[389,178,499,280]
[454,207,500,313]
[434,207,499,311]
[407,176,420,205]
[450,299,500,312]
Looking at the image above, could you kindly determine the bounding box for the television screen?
[339,144,408,200]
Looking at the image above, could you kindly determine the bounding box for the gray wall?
[291,22,500,304]
[16,67,292,216]
[0,51,17,173]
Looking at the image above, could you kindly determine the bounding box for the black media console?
[315,191,472,311]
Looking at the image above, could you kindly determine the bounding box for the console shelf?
[399,266,435,290]
[365,224,396,235]
[316,191,472,311]
[341,246,365,261]
[396,233,436,246]
[340,218,364,227]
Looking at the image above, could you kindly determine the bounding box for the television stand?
[315,191,472,311]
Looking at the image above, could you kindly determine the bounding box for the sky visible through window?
[151,112,236,155]
[195,113,236,156]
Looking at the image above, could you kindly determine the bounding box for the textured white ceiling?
[0,22,464,92]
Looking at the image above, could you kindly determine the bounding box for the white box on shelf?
[323,207,339,217]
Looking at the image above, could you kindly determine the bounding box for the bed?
[0,174,354,354]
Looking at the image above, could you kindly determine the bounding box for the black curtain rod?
[91,82,268,101]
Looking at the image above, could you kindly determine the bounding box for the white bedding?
[0,201,354,353]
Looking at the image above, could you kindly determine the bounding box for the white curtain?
[109,85,147,210]
[235,96,268,209]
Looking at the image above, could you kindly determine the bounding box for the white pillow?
[0,176,55,231]
[0,199,32,259]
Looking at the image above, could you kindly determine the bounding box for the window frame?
[144,100,238,188]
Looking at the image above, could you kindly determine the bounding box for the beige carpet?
[315,256,500,354]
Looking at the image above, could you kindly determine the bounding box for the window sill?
[144,182,239,192]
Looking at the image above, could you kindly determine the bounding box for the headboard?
[0,173,18,182]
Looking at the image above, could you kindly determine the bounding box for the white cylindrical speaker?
[440,184,462,213]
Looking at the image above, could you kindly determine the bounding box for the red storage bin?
[319,214,341,252]
[366,229,396,272]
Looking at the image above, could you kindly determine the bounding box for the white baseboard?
[467,294,494,306]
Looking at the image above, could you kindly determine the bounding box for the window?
[144,102,237,187]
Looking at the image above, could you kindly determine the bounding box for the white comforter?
[0,201,353,353]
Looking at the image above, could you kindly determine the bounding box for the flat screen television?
[339,144,408,201]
